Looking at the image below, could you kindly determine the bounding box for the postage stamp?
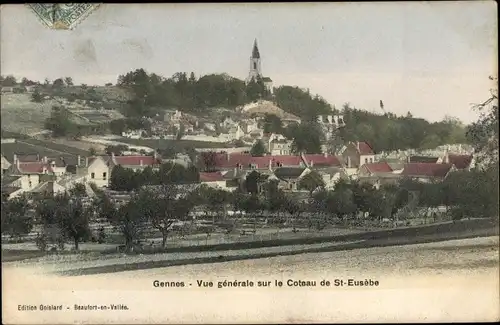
[28,4,100,30]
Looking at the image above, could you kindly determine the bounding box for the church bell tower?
[246,39,262,83]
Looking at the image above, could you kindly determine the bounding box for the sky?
[1,2,497,124]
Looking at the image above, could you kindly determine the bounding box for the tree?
[298,171,325,196]
[290,122,324,154]
[250,139,266,157]
[35,194,91,251]
[44,106,73,137]
[140,185,194,248]
[200,151,218,172]
[263,114,283,134]
[114,196,147,252]
[31,89,44,103]
[89,147,97,156]
[52,78,65,89]
[2,75,17,86]
[64,77,74,86]
[110,165,139,191]
[1,195,33,239]
[176,123,185,140]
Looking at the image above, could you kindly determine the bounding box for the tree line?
[2,164,497,253]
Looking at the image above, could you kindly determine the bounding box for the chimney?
[13,154,17,163]
[37,154,40,161]
[77,155,81,166]
[310,160,314,167]
[226,152,230,162]
[16,156,20,170]
[324,152,328,158]
[85,157,89,167]
[269,159,273,171]
[357,142,360,151]
[140,159,143,166]
[347,156,351,168]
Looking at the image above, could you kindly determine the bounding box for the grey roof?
[1,175,21,187]
[409,156,439,163]
[274,167,305,179]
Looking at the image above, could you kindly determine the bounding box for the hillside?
[239,100,301,121]
[0,94,58,135]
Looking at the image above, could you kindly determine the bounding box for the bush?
[35,233,47,252]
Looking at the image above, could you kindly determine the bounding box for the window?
[91,172,95,179]
[370,158,373,163]
[253,62,257,69]
[29,181,32,188]
[102,172,107,180]
[364,158,368,164]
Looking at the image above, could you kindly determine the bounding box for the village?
[0,40,495,257]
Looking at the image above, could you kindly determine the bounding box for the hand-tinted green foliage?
[250,139,266,157]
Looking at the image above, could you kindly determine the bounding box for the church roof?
[252,39,260,59]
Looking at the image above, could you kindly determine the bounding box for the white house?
[269,139,293,156]
[81,156,110,188]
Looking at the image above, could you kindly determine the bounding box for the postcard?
[1,2,498,324]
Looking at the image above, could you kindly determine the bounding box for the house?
[122,129,146,139]
[1,154,11,177]
[1,86,14,93]
[341,141,376,168]
[401,163,455,183]
[318,167,350,190]
[199,172,228,190]
[105,152,162,172]
[227,125,245,140]
[358,162,393,177]
[443,153,474,170]
[77,156,110,188]
[269,139,292,155]
[317,114,345,140]
[302,153,342,169]
[25,85,38,93]
[271,167,311,192]
[212,152,305,171]
[222,116,238,129]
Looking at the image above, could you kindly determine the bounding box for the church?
[245,39,273,94]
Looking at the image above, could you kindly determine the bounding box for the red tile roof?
[303,154,341,167]
[16,162,54,174]
[199,172,224,182]
[357,142,375,155]
[364,162,393,174]
[214,153,303,169]
[447,154,473,169]
[402,163,453,178]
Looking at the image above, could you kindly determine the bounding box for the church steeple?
[247,39,262,83]
[252,39,260,59]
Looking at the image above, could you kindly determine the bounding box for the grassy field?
[1,136,90,158]
[118,137,231,150]
[0,94,60,135]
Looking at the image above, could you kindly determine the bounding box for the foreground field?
[2,237,498,323]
